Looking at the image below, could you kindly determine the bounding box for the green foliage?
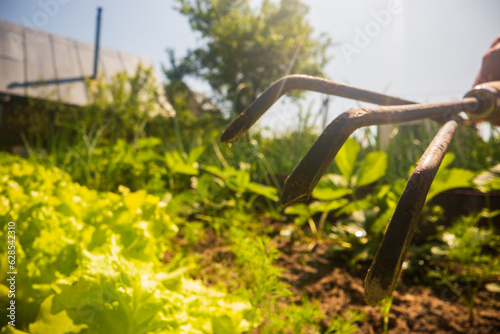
[38,137,199,195]
[284,138,394,259]
[474,163,500,193]
[255,107,321,177]
[263,296,324,334]
[325,310,368,334]
[85,65,170,141]
[0,153,254,333]
[229,228,292,329]
[22,65,227,187]
[171,0,331,114]
[335,138,388,191]
[335,138,360,184]
[425,153,475,202]
[428,211,500,324]
[382,121,500,181]
[448,124,500,172]
[228,227,328,333]
[163,50,226,152]
[284,136,488,279]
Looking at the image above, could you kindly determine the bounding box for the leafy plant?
[325,309,367,334]
[0,153,255,333]
[428,210,500,324]
[229,228,292,330]
[424,153,475,202]
[284,138,398,268]
[262,295,324,334]
[474,163,500,227]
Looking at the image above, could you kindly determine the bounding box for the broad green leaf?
[137,137,162,149]
[336,198,373,216]
[312,187,351,201]
[173,162,199,175]
[187,146,206,164]
[203,165,224,178]
[246,182,278,201]
[29,295,87,334]
[165,151,199,175]
[124,190,147,214]
[212,315,236,334]
[335,138,360,183]
[226,170,250,193]
[355,151,387,188]
[136,150,163,163]
[309,199,349,214]
[321,174,349,188]
[284,203,310,217]
[490,178,500,190]
[196,173,224,199]
[371,208,394,236]
[439,152,455,171]
[427,168,474,202]
[284,204,311,227]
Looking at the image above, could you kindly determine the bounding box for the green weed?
[229,228,292,330]
[326,309,368,334]
[428,210,500,324]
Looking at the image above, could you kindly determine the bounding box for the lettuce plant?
[0,153,254,333]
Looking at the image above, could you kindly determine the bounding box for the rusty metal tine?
[221,74,416,143]
[280,98,479,206]
[364,118,459,305]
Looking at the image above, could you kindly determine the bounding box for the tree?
[170,0,331,116]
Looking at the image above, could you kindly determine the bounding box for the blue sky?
[1,0,499,132]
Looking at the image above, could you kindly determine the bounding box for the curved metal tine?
[280,98,479,206]
[221,74,416,143]
[364,118,459,305]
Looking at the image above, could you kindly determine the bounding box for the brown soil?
[166,223,500,334]
[276,235,500,334]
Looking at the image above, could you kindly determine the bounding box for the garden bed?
[178,223,500,333]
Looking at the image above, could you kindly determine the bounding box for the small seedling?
[379,295,393,334]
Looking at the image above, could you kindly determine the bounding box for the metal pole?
[92,7,102,79]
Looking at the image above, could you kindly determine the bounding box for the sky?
[1,0,499,134]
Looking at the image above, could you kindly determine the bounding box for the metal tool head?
[221,76,500,305]
[465,81,500,123]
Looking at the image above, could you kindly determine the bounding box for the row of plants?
[3,126,499,332]
[0,153,259,333]
[1,145,382,333]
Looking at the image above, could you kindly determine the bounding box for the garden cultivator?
[221,75,500,305]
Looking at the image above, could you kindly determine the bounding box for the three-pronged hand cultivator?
[221,75,500,305]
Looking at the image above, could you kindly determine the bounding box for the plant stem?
[381,295,393,334]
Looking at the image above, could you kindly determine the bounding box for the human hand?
[473,36,500,86]
[472,36,500,125]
